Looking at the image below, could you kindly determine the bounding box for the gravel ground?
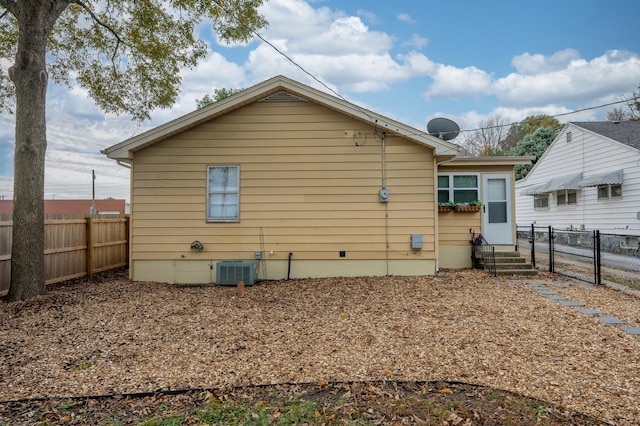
[1,269,639,425]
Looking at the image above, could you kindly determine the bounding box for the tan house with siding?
[103,75,532,284]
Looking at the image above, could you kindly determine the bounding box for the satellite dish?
[427,118,460,140]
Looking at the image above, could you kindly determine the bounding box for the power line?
[461,96,640,134]
[210,0,376,121]
[211,1,638,140]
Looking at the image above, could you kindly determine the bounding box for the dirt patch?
[1,269,639,424]
[0,381,608,425]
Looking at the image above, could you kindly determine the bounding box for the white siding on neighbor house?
[515,124,640,235]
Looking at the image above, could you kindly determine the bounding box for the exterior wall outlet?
[379,188,389,203]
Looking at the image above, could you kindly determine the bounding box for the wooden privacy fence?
[0,214,129,296]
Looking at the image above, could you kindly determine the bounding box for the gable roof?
[572,121,640,150]
[517,120,640,184]
[102,75,460,162]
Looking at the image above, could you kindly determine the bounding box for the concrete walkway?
[505,278,640,336]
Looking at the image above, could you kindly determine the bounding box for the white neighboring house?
[515,121,640,236]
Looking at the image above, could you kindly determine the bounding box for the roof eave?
[442,156,536,167]
[103,78,291,160]
[103,75,461,160]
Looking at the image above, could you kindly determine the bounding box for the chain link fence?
[516,224,640,290]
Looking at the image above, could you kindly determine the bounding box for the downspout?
[381,132,389,275]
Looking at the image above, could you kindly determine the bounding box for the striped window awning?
[579,169,624,187]
[520,172,583,196]
[520,183,551,196]
[521,170,625,196]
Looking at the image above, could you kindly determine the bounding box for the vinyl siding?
[436,165,513,245]
[130,101,436,264]
[516,124,640,234]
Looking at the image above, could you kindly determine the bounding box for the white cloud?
[356,9,379,25]
[402,33,429,49]
[149,51,248,123]
[493,50,640,107]
[397,13,415,24]
[245,41,301,83]
[260,0,342,42]
[0,110,133,201]
[511,48,581,75]
[397,52,436,75]
[245,0,429,91]
[44,113,133,200]
[424,65,493,99]
[452,101,602,137]
[261,0,393,53]
[418,48,639,117]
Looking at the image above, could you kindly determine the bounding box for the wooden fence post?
[86,216,93,278]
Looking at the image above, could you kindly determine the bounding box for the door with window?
[482,173,513,245]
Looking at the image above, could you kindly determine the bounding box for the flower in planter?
[454,202,482,212]
[438,201,456,207]
[470,233,485,245]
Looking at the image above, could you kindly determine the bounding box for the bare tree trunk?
[7,2,50,301]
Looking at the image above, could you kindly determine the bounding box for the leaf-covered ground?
[1,269,639,424]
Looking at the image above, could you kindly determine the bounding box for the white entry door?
[482,173,513,245]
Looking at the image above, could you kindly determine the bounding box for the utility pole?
[90,170,96,214]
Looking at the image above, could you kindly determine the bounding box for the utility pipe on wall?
[381,132,386,189]
[381,132,389,275]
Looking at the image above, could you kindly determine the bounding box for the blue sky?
[1,0,639,201]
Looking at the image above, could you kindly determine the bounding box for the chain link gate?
[517,225,602,284]
[518,224,640,289]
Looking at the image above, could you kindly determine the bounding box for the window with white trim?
[533,194,549,209]
[597,184,622,200]
[437,174,479,204]
[207,165,240,222]
[557,189,577,206]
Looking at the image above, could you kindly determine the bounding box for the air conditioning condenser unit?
[215,260,256,286]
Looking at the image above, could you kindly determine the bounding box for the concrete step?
[492,257,527,264]
[494,269,538,276]
[491,262,533,270]
[492,251,520,257]
[476,250,537,276]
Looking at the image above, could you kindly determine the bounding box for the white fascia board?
[102,75,460,160]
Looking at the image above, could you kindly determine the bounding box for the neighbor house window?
[533,194,549,209]
[557,189,577,206]
[207,165,239,222]
[438,174,479,203]
[566,131,572,143]
[597,184,622,200]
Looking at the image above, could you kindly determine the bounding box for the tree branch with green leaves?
[0,0,268,300]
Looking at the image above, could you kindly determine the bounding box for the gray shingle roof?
[572,121,640,150]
